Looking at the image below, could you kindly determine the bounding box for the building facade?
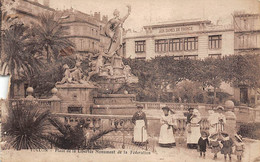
[233,12,260,105]
[14,0,54,24]
[59,9,108,54]
[124,19,234,60]
[234,12,260,55]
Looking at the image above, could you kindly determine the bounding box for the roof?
[144,19,211,29]
[23,0,55,11]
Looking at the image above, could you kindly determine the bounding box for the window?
[208,54,221,59]
[135,40,146,53]
[209,35,222,49]
[155,39,168,52]
[169,38,183,52]
[68,107,82,114]
[122,42,126,56]
[184,37,198,51]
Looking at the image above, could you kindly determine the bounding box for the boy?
[198,131,209,158]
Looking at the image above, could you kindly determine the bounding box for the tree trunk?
[46,46,50,62]
[9,76,14,99]
[0,2,2,58]
[213,86,216,104]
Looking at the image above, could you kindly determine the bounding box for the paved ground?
[1,138,259,162]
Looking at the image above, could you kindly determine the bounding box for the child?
[198,131,209,158]
[209,133,221,160]
[220,132,234,161]
[234,134,244,161]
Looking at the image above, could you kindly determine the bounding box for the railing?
[137,102,218,111]
[51,113,212,149]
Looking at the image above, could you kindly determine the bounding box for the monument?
[55,5,139,115]
[55,57,97,114]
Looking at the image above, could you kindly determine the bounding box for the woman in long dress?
[159,106,176,147]
[208,106,226,135]
[132,104,148,145]
[186,108,201,149]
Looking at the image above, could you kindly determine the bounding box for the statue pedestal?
[56,84,97,114]
[92,94,137,115]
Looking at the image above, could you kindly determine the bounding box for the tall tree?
[30,13,75,63]
[1,23,43,98]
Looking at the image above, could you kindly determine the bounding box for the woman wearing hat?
[132,104,148,145]
[208,106,226,135]
[158,106,176,147]
[186,108,201,149]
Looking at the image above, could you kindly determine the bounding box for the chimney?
[94,12,101,21]
[102,15,108,23]
[43,0,50,7]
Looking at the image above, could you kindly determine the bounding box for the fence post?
[224,111,237,135]
[50,88,61,113]
[254,106,260,122]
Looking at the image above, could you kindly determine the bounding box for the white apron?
[159,124,175,144]
[187,124,201,144]
[208,112,226,135]
[133,120,147,142]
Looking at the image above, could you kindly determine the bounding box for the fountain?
[55,5,139,115]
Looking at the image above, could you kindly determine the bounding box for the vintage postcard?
[1,0,260,161]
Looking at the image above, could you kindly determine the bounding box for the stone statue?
[57,6,137,93]
[56,64,72,84]
[57,60,89,85]
[104,5,131,57]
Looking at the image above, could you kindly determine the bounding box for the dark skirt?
[221,147,233,155]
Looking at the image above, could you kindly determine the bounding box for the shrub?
[237,122,260,140]
[46,118,116,149]
[2,101,50,150]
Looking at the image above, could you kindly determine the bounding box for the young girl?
[220,132,234,161]
[198,131,209,158]
[234,134,244,161]
[209,133,221,160]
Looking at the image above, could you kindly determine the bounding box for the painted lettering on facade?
[159,26,193,33]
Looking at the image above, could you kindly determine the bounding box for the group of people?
[131,104,245,161]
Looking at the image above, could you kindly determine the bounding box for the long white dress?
[159,114,176,145]
[187,112,201,144]
[208,112,226,135]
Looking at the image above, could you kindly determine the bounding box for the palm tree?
[2,102,51,150]
[45,117,116,149]
[1,23,44,98]
[30,13,75,63]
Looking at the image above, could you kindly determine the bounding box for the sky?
[41,0,260,31]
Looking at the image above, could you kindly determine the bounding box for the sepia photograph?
[0,0,260,161]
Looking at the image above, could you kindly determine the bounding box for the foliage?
[171,80,206,103]
[45,118,116,149]
[237,122,260,140]
[1,23,44,98]
[123,54,260,103]
[30,13,75,63]
[2,102,51,150]
[30,56,75,98]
